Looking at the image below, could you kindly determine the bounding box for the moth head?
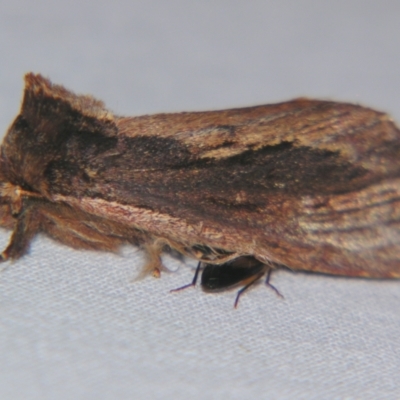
[0,72,119,197]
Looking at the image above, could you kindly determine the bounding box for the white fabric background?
[0,1,400,399]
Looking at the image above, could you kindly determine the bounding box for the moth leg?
[139,241,165,278]
[170,261,202,292]
[0,208,39,262]
[265,268,284,299]
[234,271,266,308]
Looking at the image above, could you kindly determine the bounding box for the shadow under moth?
[0,73,399,306]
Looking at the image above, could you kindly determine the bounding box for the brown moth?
[0,73,399,306]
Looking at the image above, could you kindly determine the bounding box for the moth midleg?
[139,240,167,278]
[170,261,202,292]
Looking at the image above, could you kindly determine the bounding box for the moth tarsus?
[0,73,399,305]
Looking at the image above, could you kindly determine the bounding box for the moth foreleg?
[0,207,39,261]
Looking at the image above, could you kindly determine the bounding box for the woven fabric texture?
[0,2,400,399]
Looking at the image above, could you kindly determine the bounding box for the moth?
[0,73,399,306]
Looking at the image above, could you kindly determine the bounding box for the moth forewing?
[0,73,399,305]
